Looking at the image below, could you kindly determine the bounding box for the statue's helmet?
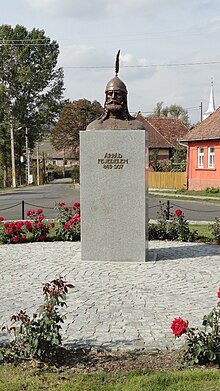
[105,76,127,94]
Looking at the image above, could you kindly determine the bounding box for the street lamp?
[10,122,15,188]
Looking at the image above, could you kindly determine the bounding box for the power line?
[62,61,220,69]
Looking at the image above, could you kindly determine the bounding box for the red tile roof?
[180,107,220,141]
[137,114,189,148]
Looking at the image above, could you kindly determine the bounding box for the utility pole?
[10,121,16,188]
[36,142,40,185]
[25,127,30,184]
[63,146,65,178]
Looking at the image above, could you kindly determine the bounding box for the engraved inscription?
[98,153,129,169]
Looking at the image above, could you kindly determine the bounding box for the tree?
[170,146,187,172]
[51,99,103,155]
[151,101,190,127]
[0,24,65,185]
[149,146,187,172]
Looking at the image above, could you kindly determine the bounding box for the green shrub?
[210,218,220,244]
[206,187,220,194]
[171,288,220,366]
[1,276,74,363]
[148,202,197,242]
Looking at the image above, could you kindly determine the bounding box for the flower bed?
[0,202,80,244]
[0,201,219,244]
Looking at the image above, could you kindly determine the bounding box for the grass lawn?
[148,193,220,204]
[190,223,213,241]
[150,188,220,197]
[0,365,219,391]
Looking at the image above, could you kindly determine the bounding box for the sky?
[1,0,220,125]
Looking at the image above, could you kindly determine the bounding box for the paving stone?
[0,240,219,352]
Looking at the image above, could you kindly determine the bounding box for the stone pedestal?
[80,130,147,262]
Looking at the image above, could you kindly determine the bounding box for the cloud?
[24,0,177,19]
[208,16,220,32]
[57,45,157,111]
[58,46,155,82]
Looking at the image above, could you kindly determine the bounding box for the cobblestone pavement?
[0,241,219,352]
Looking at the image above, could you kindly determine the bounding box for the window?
[198,147,204,168]
[208,147,215,168]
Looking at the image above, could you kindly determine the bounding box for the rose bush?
[148,202,198,242]
[1,221,27,244]
[171,288,220,366]
[55,201,80,241]
[1,276,75,363]
[210,218,220,244]
[0,202,80,244]
[26,209,50,242]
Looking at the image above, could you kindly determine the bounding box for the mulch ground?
[56,348,179,373]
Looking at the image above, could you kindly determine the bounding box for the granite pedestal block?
[80,130,147,262]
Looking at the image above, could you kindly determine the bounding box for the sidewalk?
[0,240,219,352]
[149,189,220,201]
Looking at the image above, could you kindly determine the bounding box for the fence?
[1,199,220,222]
[148,171,186,190]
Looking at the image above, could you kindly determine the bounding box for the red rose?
[16,226,21,232]
[27,210,35,216]
[171,317,188,337]
[38,215,44,222]
[15,221,23,228]
[13,236,20,244]
[50,222,55,228]
[58,202,65,206]
[9,223,15,229]
[4,222,9,228]
[64,223,70,230]
[36,209,43,215]
[72,202,80,210]
[218,289,220,298]
[37,223,43,229]
[69,214,80,224]
[21,235,27,242]
[0,216,4,222]
[175,209,182,216]
[39,235,45,241]
[65,207,69,211]
[7,229,13,235]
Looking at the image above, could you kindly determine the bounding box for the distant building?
[32,139,79,168]
[180,107,220,190]
[137,114,189,167]
[203,79,215,120]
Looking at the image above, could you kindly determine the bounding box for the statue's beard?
[106,101,123,115]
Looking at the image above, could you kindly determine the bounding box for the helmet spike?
[115,50,120,76]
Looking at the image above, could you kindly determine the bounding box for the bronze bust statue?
[87,51,145,131]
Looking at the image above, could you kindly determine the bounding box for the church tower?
[203,79,215,120]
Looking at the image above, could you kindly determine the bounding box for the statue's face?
[105,89,124,115]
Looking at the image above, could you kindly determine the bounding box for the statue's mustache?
[106,100,122,105]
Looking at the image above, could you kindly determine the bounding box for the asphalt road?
[148,197,220,222]
[0,178,220,222]
[0,178,80,221]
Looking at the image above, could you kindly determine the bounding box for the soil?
[56,348,179,373]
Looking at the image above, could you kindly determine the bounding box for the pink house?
[180,107,220,190]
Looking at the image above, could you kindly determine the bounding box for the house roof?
[137,114,189,148]
[32,139,78,160]
[180,107,220,142]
